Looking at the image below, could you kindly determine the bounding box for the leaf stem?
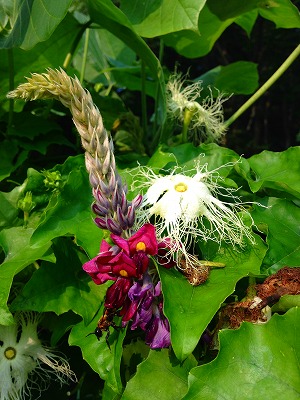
[80,28,90,83]
[63,21,91,70]
[181,108,194,143]
[141,60,148,141]
[224,44,300,128]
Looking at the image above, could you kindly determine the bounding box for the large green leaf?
[252,198,300,273]
[69,306,126,394]
[0,12,81,107]
[0,226,52,325]
[73,27,136,85]
[121,349,197,400]
[183,307,300,400]
[163,0,300,58]
[11,238,104,323]
[147,142,242,171]
[247,147,300,199]
[0,0,73,49]
[87,0,166,128]
[120,0,206,37]
[30,156,103,259]
[198,61,259,95]
[163,4,235,58]
[158,235,266,361]
[258,0,300,29]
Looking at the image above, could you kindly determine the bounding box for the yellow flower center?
[4,346,16,360]
[136,241,146,252]
[175,182,188,192]
[119,269,129,277]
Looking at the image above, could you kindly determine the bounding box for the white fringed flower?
[135,160,255,268]
[0,313,76,400]
[167,74,228,143]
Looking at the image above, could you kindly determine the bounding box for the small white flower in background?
[166,73,229,143]
[0,313,76,400]
[135,160,255,269]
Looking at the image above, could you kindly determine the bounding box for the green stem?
[224,44,300,128]
[153,38,164,136]
[7,48,15,135]
[181,108,194,143]
[80,28,90,83]
[63,21,91,70]
[141,60,148,139]
[247,275,257,298]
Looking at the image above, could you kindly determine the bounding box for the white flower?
[135,160,255,268]
[167,74,229,143]
[0,313,76,400]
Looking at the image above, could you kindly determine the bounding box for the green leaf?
[183,307,300,400]
[198,61,259,95]
[0,139,28,181]
[258,0,300,29]
[247,147,300,199]
[163,0,300,58]
[272,294,300,312]
[163,5,235,58]
[234,9,258,36]
[158,235,266,360]
[0,0,73,49]
[122,349,197,400]
[87,0,166,128]
[30,156,103,258]
[163,0,259,58]
[11,238,105,323]
[0,13,82,107]
[120,0,206,37]
[0,186,22,228]
[0,226,52,325]
[69,306,126,394]
[73,27,136,84]
[252,198,300,273]
[147,142,242,170]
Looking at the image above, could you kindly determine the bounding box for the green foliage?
[183,307,300,400]
[0,0,299,398]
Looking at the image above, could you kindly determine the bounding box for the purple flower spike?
[145,304,171,349]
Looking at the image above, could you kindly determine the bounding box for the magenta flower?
[83,224,158,284]
[104,277,132,309]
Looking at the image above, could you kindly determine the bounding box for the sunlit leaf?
[252,198,300,273]
[158,235,266,360]
[163,0,299,58]
[0,0,73,49]
[121,0,206,37]
[0,13,82,107]
[247,147,300,199]
[258,0,300,29]
[122,349,197,400]
[183,307,300,400]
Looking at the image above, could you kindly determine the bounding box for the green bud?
[42,170,62,191]
[18,191,36,213]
